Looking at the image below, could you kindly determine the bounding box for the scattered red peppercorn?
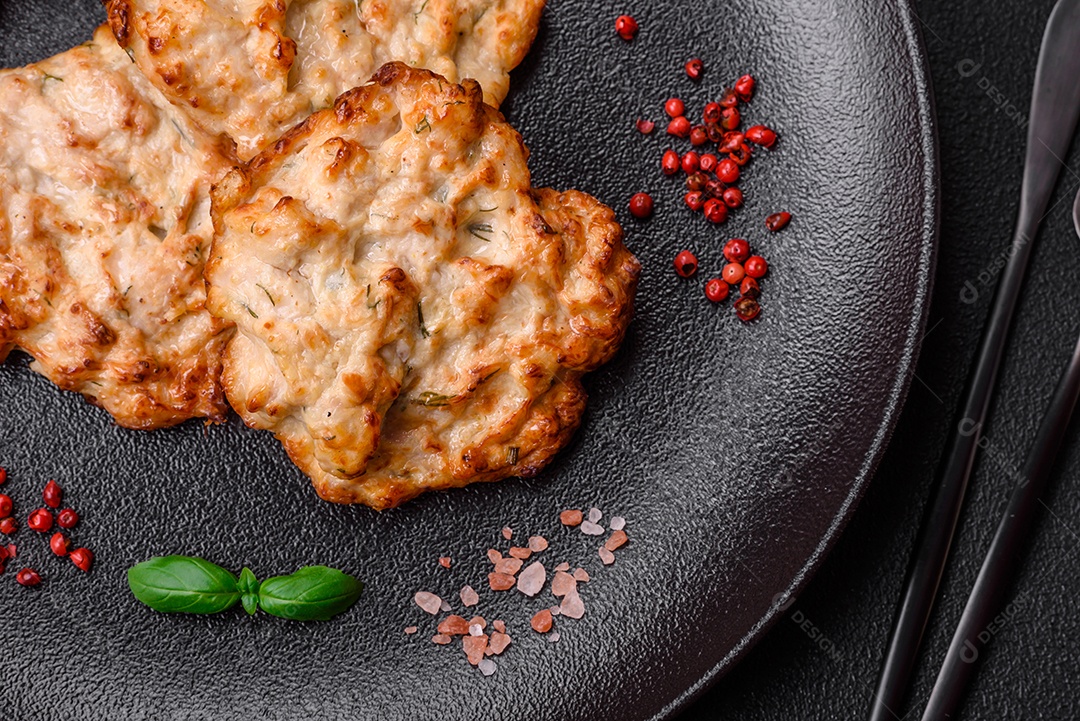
[704,179,725,199]
[664,98,685,118]
[27,508,52,533]
[0,468,6,485]
[43,479,62,509]
[744,255,768,278]
[16,568,41,587]
[661,149,680,176]
[719,88,739,108]
[745,124,777,148]
[49,532,71,557]
[716,158,740,184]
[734,74,755,102]
[674,250,698,278]
[723,238,751,263]
[689,126,708,146]
[684,191,704,211]
[0,517,17,535]
[615,15,638,41]
[722,263,746,285]
[666,116,691,138]
[70,547,93,573]
[5,543,15,558]
[705,278,729,303]
[722,187,744,208]
[680,151,700,174]
[0,494,11,518]
[703,198,728,224]
[766,211,792,231]
[699,153,718,173]
[704,122,723,144]
[735,296,762,321]
[719,131,745,154]
[720,107,741,131]
[703,102,721,124]
[684,58,704,80]
[0,545,7,563]
[740,277,760,298]
[56,508,78,529]
[686,172,707,192]
[728,143,753,166]
[636,118,655,134]
[628,192,654,219]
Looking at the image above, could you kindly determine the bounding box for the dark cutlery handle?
[868,2,1080,718]
[920,332,1080,720]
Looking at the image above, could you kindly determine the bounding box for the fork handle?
[920,330,1080,720]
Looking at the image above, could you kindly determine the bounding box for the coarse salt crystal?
[605,529,629,551]
[463,634,489,665]
[508,546,532,560]
[530,608,553,633]
[516,561,546,597]
[460,585,479,607]
[501,526,513,540]
[489,572,516,591]
[599,547,615,566]
[573,567,590,583]
[551,571,577,597]
[469,616,487,630]
[559,509,583,527]
[493,620,506,633]
[548,631,561,643]
[495,557,523,575]
[439,598,452,613]
[432,634,452,645]
[469,624,484,637]
[438,556,451,568]
[414,591,442,615]
[489,631,511,654]
[554,562,570,572]
[487,548,503,564]
[610,516,626,531]
[560,590,585,619]
[404,626,418,635]
[479,659,497,676]
[549,605,561,616]
[588,507,602,523]
[580,521,605,536]
[528,535,548,552]
[438,615,470,635]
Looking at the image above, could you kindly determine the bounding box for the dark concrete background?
[683,0,1080,718]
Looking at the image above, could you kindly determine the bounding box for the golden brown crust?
[207,64,640,508]
[0,27,235,429]
[106,0,546,159]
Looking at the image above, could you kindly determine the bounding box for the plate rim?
[652,1,941,716]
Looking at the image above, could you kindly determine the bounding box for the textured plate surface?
[0,1,936,719]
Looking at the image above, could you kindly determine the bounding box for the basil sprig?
[127,556,362,622]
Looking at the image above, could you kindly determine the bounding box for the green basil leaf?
[127,555,240,615]
[258,566,363,621]
[238,567,260,616]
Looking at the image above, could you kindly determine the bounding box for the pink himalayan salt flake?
[588,507,602,523]
[414,591,442,615]
[516,561,546,597]
[549,606,561,616]
[439,598,452,613]
[531,608,553,632]
[605,529,629,551]
[460,585,479,607]
[528,535,548,552]
[487,549,503,564]
[548,631,561,643]
[478,658,497,676]
[489,631,512,655]
[560,591,585,619]
[469,624,484,637]
[438,556,451,569]
[438,615,470,635]
[573,567,590,583]
[464,634,489,665]
[493,620,506,633]
[501,526,513,540]
[554,562,570,572]
[495,557,523,575]
[489,572,516,591]
[599,547,616,566]
[404,626,418,635]
[559,509,583,527]
[551,571,577,598]
[508,546,532,560]
[432,634,452,645]
[610,516,626,531]
[580,521,605,536]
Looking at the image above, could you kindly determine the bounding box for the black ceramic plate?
[0,0,936,718]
